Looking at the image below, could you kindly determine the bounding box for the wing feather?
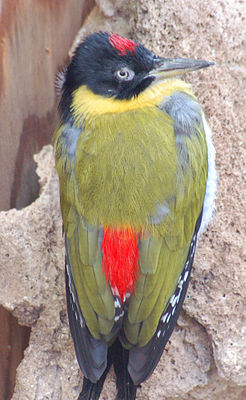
[66,221,117,340]
[65,251,107,382]
[124,92,209,382]
[128,212,202,384]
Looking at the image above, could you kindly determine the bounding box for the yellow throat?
[71,79,194,124]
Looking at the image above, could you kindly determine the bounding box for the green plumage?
[54,92,207,346]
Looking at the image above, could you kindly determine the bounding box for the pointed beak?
[149,57,215,80]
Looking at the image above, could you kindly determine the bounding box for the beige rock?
[0,0,245,399]
[69,0,130,57]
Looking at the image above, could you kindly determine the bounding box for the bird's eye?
[115,67,135,81]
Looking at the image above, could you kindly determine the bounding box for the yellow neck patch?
[71,79,194,125]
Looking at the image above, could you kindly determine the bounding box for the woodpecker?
[54,32,216,400]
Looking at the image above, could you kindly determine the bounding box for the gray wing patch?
[60,121,82,158]
[148,203,170,225]
[159,91,202,137]
[149,92,203,226]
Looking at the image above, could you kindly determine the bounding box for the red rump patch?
[109,33,137,56]
[101,227,139,302]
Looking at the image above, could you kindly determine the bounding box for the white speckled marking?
[166,313,171,323]
[114,298,121,308]
[162,314,168,323]
[184,270,189,282]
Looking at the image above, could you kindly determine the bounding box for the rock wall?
[0,0,245,399]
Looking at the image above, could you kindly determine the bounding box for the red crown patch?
[109,33,138,56]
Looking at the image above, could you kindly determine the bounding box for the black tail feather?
[112,340,138,400]
[78,374,107,400]
[77,339,138,400]
[78,349,113,400]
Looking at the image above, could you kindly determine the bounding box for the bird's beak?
[148,58,215,80]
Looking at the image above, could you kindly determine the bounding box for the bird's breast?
[74,108,178,230]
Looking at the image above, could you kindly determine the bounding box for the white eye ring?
[115,67,135,81]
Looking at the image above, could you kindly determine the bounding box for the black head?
[59,32,158,119]
[59,32,215,121]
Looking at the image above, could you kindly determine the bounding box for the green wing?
[54,122,118,382]
[54,122,117,342]
[125,116,208,348]
[124,93,208,382]
[128,212,203,383]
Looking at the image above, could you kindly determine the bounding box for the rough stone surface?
[0,0,245,399]
[69,0,130,57]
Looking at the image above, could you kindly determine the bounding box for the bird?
[54,31,216,400]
